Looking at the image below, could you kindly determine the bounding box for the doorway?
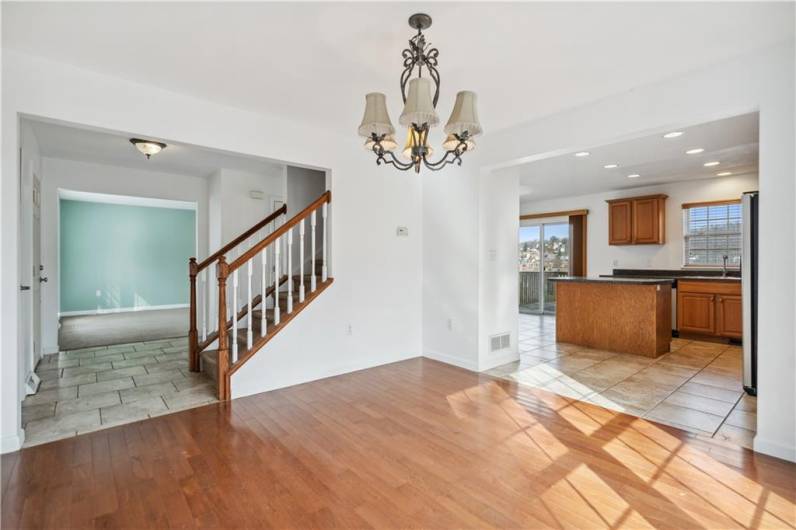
[518,222,570,314]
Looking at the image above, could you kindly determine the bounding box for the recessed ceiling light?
[686,148,705,155]
[604,164,618,169]
[704,161,720,167]
[574,151,590,157]
[627,174,640,178]
[663,131,683,138]
[716,171,733,177]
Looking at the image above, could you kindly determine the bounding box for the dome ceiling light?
[357,13,482,173]
[130,138,167,159]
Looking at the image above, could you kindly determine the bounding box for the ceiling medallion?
[358,13,482,173]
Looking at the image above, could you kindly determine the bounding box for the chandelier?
[358,13,482,173]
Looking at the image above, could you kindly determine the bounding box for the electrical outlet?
[346,324,353,336]
[96,289,101,297]
[396,226,409,237]
[612,259,619,267]
[446,318,453,331]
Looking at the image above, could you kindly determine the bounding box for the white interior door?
[18,150,34,396]
[32,176,43,363]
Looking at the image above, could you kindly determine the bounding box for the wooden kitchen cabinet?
[717,295,743,339]
[678,292,716,335]
[677,280,742,340]
[606,194,666,245]
[608,200,633,244]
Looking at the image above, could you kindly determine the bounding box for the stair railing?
[189,204,287,372]
[214,190,331,399]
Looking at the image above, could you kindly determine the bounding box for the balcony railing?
[519,270,568,312]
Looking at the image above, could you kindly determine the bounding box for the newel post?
[216,256,231,401]
[188,258,199,372]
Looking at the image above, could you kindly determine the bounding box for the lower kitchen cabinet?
[717,295,743,339]
[677,280,742,340]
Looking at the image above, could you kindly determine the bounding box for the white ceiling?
[510,112,759,201]
[26,118,285,177]
[3,3,793,136]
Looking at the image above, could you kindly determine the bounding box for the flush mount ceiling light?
[604,164,619,169]
[358,13,482,173]
[717,171,733,176]
[686,148,705,155]
[574,151,591,157]
[663,131,683,138]
[130,138,167,159]
[627,174,641,178]
[704,161,720,167]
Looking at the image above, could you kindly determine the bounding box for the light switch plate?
[396,226,409,237]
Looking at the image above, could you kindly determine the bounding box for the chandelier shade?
[443,133,475,152]
[399,78,439,128]
[358,93,395,138]
[444,91,482,137]
[365,134,398,152]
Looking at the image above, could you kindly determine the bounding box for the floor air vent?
[490,332,511,352]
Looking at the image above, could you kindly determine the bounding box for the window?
[682,201,742,267]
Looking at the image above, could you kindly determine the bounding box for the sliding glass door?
[519,222,570,314]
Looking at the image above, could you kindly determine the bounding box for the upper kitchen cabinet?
[606,194,667,245]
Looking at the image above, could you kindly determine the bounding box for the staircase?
[188,191,333,400]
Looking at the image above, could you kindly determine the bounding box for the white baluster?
[322,202,328,282]
[274,236,281,325]
[201,268,207,341]
[310,210,317,292]
[246,256,253,350]
[232,269,239,363]
[299,219,305,303]
[287,227,293,314]
[261,246,267,337]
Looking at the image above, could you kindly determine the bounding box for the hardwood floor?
[2,358,794,529]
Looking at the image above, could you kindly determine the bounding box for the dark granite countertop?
[550,276,674,285]
[607,268,741,282]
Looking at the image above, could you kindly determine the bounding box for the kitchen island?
[550,277,672,357]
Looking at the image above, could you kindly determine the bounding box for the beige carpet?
[58,308,188,351]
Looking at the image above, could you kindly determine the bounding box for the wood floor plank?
[2,358,795,529]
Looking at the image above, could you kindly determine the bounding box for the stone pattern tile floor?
[487,314,757,449]
[22,336,217,447]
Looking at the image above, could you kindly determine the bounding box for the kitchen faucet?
[722,255,729,277]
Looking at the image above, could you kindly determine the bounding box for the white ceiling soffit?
[513,112,759,202]
[58,189,197,210]
[26,118,286,177]
[3,3,794,134]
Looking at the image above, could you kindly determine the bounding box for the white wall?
[520,174,759,276]
[38,157,210,353]
[1,50,422,452]
[215,168,285,245]
[460,41,794,462]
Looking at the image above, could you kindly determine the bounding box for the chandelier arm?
[376,149,416,171]
[421,149,463,171]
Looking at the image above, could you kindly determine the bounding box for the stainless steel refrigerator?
[741,191,758,395]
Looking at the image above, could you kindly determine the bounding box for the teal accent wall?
[60,199,196,313]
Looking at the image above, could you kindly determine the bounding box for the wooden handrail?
[196,203,287,271]
[228,191,331,273]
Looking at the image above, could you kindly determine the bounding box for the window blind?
[683,202,742,267]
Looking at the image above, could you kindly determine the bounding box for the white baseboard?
[479,350,519,372]
[59,303,188,317]
[423,350,478,371]
[754,435,796,463]
[0,430,24,454]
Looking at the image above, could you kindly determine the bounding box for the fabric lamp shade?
[444,91,482,137]
[399,78,439,127]
[358,93,395,138]
[443,134,475,152]
[364,134,398,152]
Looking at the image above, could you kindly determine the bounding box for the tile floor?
[22,336,217,447]
[487,314,757,448]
